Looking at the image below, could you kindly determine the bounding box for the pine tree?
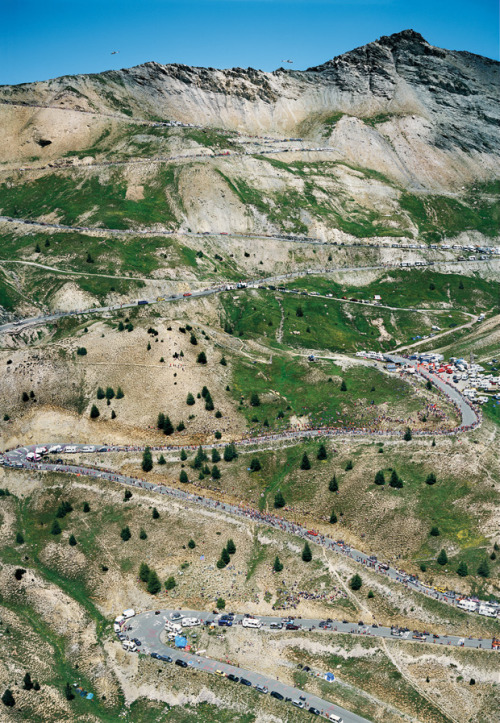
[250,392,260,407]
[374,470,385,486]
[176,420,186,431]
[163,416,174,435]
[226,539,236,555]
[317,444,327,460]
[389,470,400,488]
[90,404,100,419]
[345,460,353,471]
[152,507,160,519]
[83,501,90,513]
[147,570,161,595]
[204,394,214,411]
[68,534,77,546]
[50,519,61,535]
[120,526,131,541]
[186,393,195,406]
[111,409,116,420]
[165,576,176,590]
[16,532,24,544]
[116,387,124,399]
[181,449,188,461]
[430,526,440,536]
[350,574,362,590]
[194,445,207,468]
[437,549,448,566]
[432,438,436,447]
[273,556,283,572]
[302,542,312,562]
[329,475,338,492]
[212,465,221,480]
[457,561,468,577]
[340,379,347,391]
[142,446,153,472]
[139,562,150,582]
[404,427,412,441]
[197,351,207,364]
[223,443,237,462]
[105,386,115,401]
[425,473,437,485]
[250,458,261,472]
[188,539,196,549]
[139,529,147,540]
[211,448,221,463]
[477,559,490,578]
[274,490,286,508]
[221,547,231,565]
[180,470,189,483]
[64,682,75,700]
[23,672,34,691]
[220,356,227,366]
[96,386,105,399]
[190,333,198,345]
[2,689,15,707]
[300,452,311,470]
[157,412,165,429]
[158,454,166,465]
[329,509,338,524]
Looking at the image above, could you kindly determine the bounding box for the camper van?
[242,618,262,629]
[456,599,477,613]
[122,640,137,652]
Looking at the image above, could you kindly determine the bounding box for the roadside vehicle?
[175,659,187,668]
[48,445,63,453]
[183,292,192,297]
[64,446,78,453]
[122,641,137,652]
[81,445,95,452]
[132,638,141,646]
[159,655,172,662]
[170,612,182,620]
[227,674,239,682]
[292,699,305,708]
[215,669,225,676]
[218,619,232,627]
[269,622,283,629]
[271,691,284,700]
[327,714,344,722]
[137,300,148,305]
[239,678,252,686]
[255,684,268,694]
[309,707,320,715]
[286,623,299,630]
[151,652,161,659]
[123,609,135,618]
[242,618,262,629]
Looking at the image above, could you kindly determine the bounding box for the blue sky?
[1,0,498,85]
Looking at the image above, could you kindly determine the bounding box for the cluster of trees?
[2,671,42,707]
[96,386,124,401]
[117,320,134,332]
[157,413,175,435]
[434,549,491,578]
[374,469,403,488]
[216,539,236,569]
[21,390,36,403]
[139,563,161,594]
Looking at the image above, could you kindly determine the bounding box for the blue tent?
[175,635,188,648]
[324,672,335,682]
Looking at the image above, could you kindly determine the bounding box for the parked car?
[175,659,187,668]
[271,691,284,700]
[239,678,252,686]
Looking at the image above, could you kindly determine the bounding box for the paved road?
[124,609,370,722]
[0,254,493,335]
[128,608,496,652]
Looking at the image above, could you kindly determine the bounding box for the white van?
[165,621,182,633]
[122,609,135,619]
[122,640,137,652]
[64,446,78,453]
[242,618,262,629]
[181,617,201,628]
[81,445,95,452]
[48,445,63,453]
[328,715,344,723]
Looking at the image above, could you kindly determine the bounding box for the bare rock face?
[0,29,499,189]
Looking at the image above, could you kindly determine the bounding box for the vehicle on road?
[227,674,239,682]
[239,678,252,686]
[255,684,268,694]
[242,618,262,629]
[271,690,284,700]
[122,641,137,652]
[292,699,305,708]
[175,659,188,668]
[309,707,320,715]
[170,612,182,620]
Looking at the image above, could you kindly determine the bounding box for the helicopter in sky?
[111,51,120,55]
[281,59,293,64]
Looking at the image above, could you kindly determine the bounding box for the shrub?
[274,491,285,508]
[250,392,260,407]
[152,507,159,519]
[124,489,132,501]
[120,526,131,541]
[83,501,90,513]
[64,682,74,701]
[139,529,147,540]
[350,574,362,590]
[477,559,490,578]
[425,473,437,485]
[420,563,427,572]
[345,460,353,471]
[273,556,283,572]
[457,561,468,577]
[186,393,195,406]
[367,590,374,599]
[16,532,24,544]
[329,509,338,524]
[165,576,176,590]
[220,356,227,366]
[76,347,87,356]
[23,672,34,691]
[340,379,347,391]
[139,562,150,582]
[216,597,226,609]
[50,520,61,535]
[188,539,196,549]
[403,427,412,441]
[158,454,166,465]
[56,501,73,518]
[2,689,15,707]
[249,458,261,472]
[177,420,185,432]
